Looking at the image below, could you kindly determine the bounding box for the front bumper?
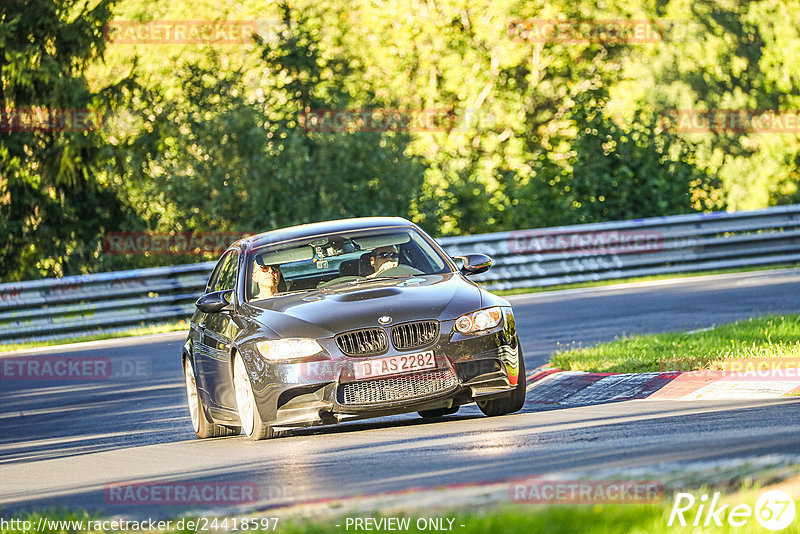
[243,310,520,430]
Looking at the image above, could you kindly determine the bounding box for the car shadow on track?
[0,376,195,464]
[279,410,484,439]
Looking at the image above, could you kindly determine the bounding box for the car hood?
[243,273,482,338]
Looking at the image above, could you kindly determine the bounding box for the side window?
[206,253,229,293]
[214,251,239,292]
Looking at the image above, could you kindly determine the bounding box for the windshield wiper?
[251,286,321,301]
[308,275,411,292]
[346,275,406,285]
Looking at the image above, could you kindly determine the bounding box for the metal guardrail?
[2,205,800,344]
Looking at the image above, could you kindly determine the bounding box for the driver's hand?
[376,261,398,275]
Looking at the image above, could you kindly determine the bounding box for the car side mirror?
[196,290,233,313]
[455,253,492,276]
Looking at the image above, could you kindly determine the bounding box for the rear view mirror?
[196,290,233,313]
[454,253,492,276]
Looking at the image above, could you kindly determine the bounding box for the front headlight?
[256,338,323,361]
[454,307,503,335]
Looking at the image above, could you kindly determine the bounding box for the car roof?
[236,217,417,252]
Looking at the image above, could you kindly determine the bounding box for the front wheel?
[477,344,526,417]
[232,354,274,440]
[184,357,240,438]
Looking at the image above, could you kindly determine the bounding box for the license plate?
[354,351,436,379]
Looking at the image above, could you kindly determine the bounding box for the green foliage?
[0,0,140,281]
[563,88,717,223]
[117,6,425,240]
[634,0,800,211]
[3,0,799,281]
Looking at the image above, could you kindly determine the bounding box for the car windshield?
[245,227,452,301]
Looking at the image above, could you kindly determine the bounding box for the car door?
[191,253,228,396]
[196,250,240,410]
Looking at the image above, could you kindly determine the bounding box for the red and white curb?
[525,368,800,403]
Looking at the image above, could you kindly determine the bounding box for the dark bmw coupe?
[182,217,525,439]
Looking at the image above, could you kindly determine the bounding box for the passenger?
[252,258,283,298]
[366,246,399,278]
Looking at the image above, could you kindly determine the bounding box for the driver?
[367,245,399,278]
[252,258,283,298]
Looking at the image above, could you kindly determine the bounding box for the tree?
[0,0,138,281]
[564,87,716,223]
[115,4,425,242]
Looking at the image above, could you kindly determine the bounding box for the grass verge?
[3,484,798,534]
[0,321,188,354]
[550,314,800,373]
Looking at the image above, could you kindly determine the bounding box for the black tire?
[477,344,526,417]
[232,354,275,440]
[418,405,460,418]
[184,357,240,438]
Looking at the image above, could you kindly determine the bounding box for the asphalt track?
[2,268,800,519]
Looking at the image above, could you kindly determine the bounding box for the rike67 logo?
[668,490,796,531]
